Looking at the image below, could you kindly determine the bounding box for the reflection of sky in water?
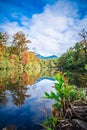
[0,79,56,130]
[26,79,55,98]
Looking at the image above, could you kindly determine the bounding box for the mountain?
[35,53,58,59]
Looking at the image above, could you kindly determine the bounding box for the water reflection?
[0,68,57,106]
[0,68,57,130]
[0,68,86,130]
[64,70,87,87]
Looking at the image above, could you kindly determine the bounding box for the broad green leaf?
[55,74,61,81]
[50,91,56,99]
[55,83,61,90]
[43,92,50,98]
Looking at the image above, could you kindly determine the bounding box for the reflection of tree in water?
[20,72,40,85]
[0,71,31,106]
[64,71,87,87]
[0,91,8,106]
[0,80,30,106]
[9,83,31,106]
[40,68,58,77]
[0,82,8,106]
[0,74,8,105]
[0,68,59,106]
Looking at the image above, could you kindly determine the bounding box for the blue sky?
[0,0,87,56]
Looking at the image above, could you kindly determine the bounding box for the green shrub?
[42,73,86,129]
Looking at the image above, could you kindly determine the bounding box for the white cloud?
[0,0,87,56]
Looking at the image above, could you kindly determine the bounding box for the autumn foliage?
[0,31,40,69]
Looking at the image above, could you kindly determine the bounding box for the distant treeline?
[0,30,87,71]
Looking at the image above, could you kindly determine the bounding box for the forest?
[0,30,87,130]
[0,30,87,72]
[0,30,87,88]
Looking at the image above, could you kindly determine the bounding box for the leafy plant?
[85,64,87,70]
[41,116,58,130]
[43,73,86,129]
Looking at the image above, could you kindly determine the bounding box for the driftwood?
[71,101,87,122]
[57,101,87,130]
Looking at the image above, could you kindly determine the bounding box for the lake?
[0,68,58,130]
[0,68,86,130]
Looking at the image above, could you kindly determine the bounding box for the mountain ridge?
[34,53,58,59]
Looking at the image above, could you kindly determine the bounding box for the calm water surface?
[0,69,86,130]
[0,69,57,130]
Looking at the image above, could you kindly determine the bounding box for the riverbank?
[42,74,87,130]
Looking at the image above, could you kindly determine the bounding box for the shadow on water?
[0,68,86,130]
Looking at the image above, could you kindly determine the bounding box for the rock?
[72,119,87,130]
